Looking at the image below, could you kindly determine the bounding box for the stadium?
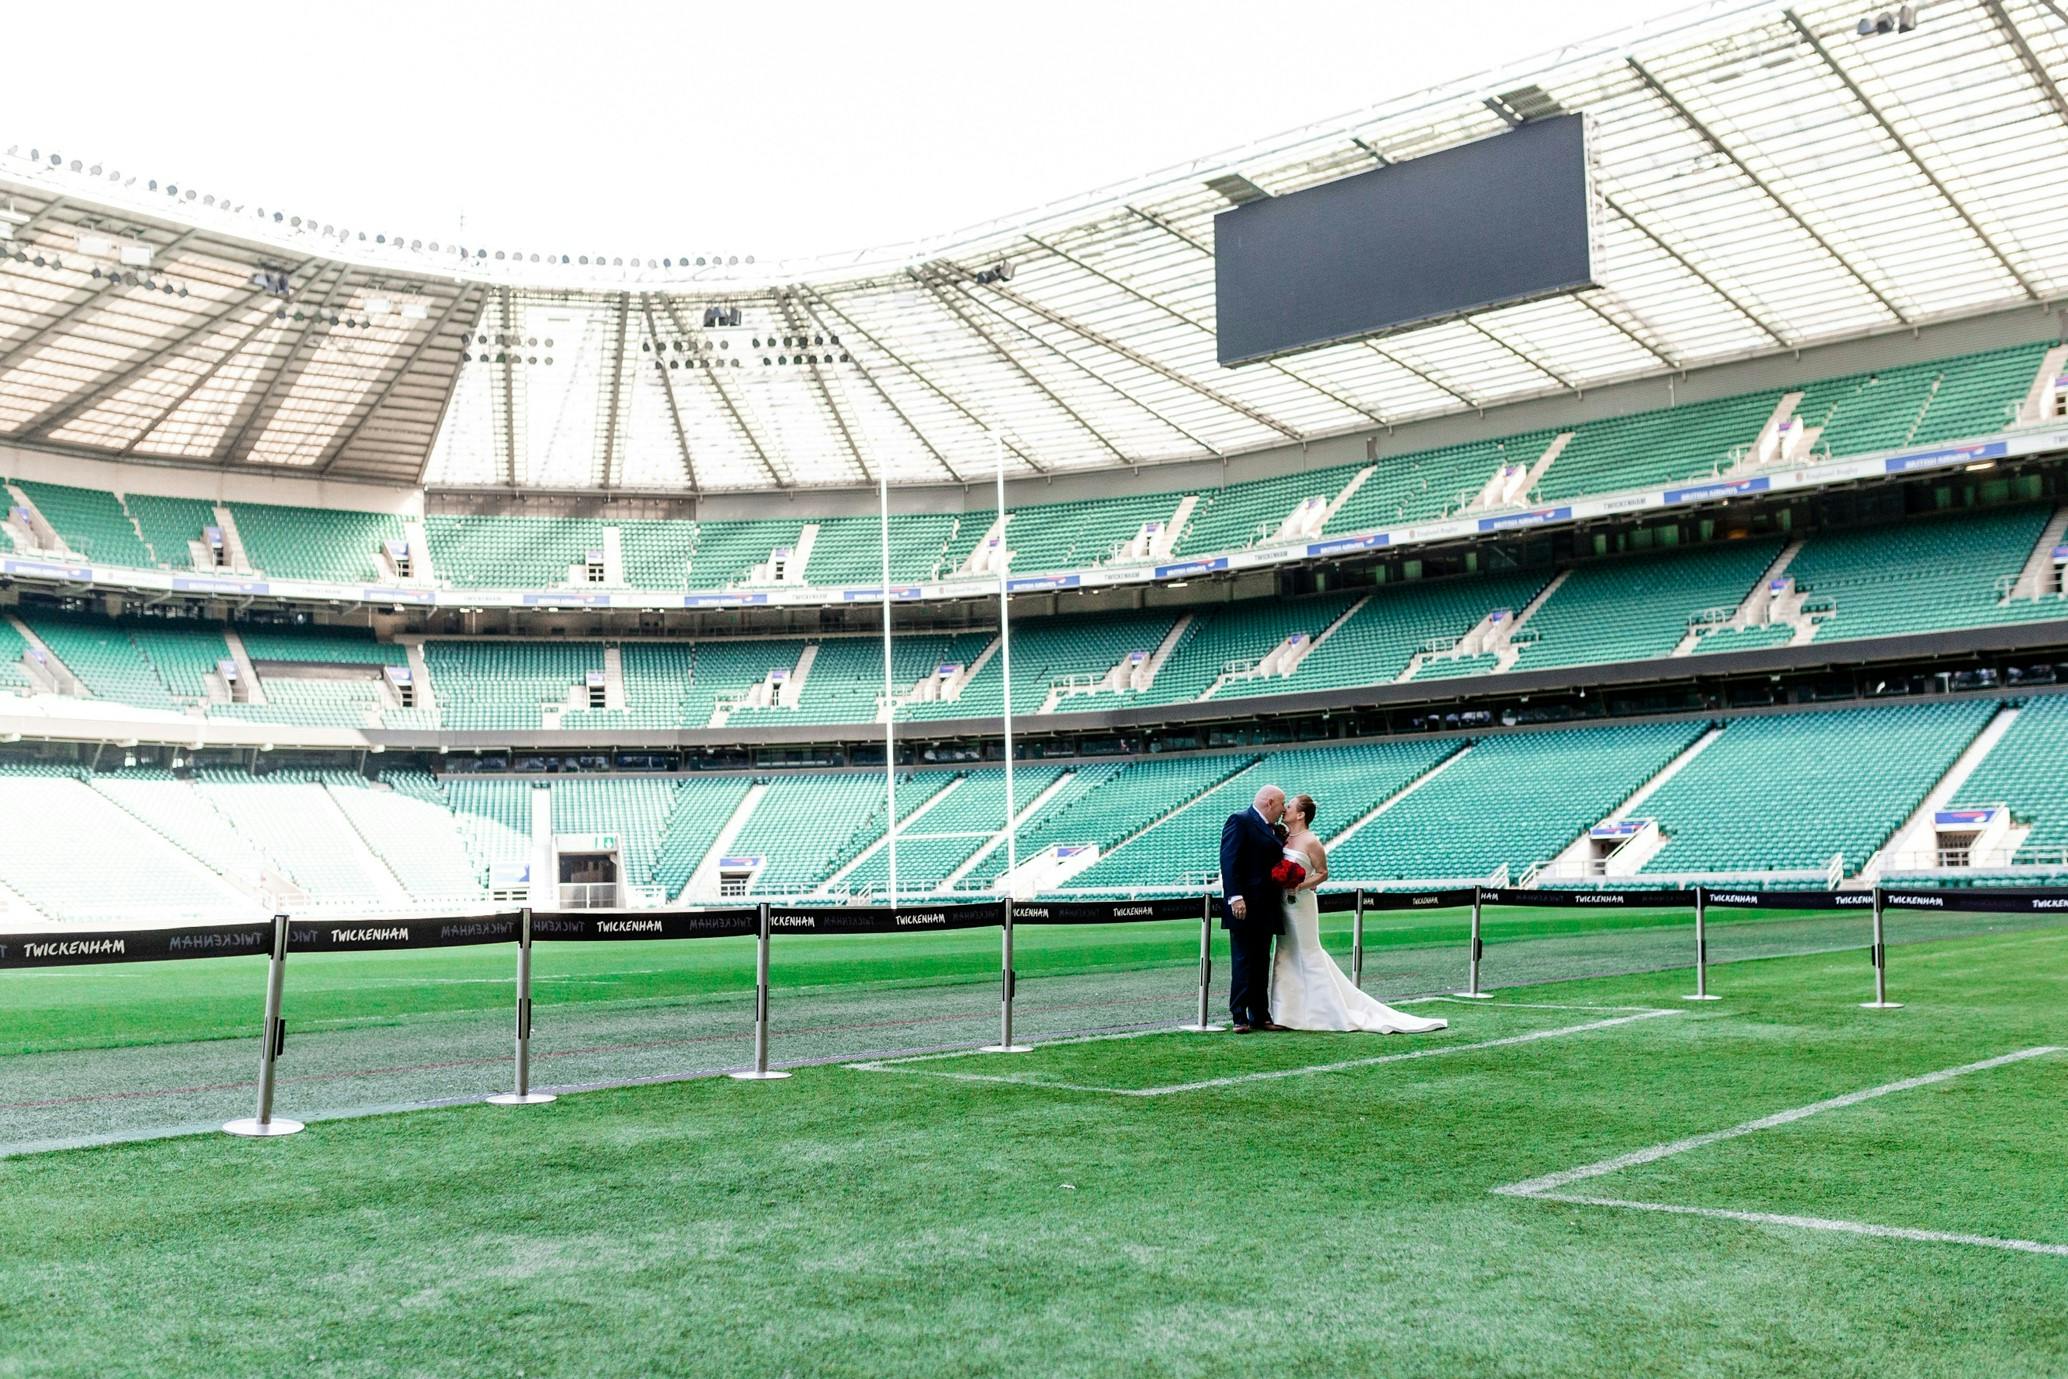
[3,1,2067,1373]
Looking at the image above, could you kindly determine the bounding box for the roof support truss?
[803,286,1037,482]
[639,298,700,492]
[911,268,1131,465]
[210,260,356,461]
[657,296,785,486]
[775,290,872,483]
[319,282,482,475]
[1628,56,1909,326]
[14,257,314,439]
[1786,8,2040,301]
[0,228,197,375]
[937,270,1228,457]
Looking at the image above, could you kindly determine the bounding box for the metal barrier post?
[982,896,1032,1053]
[1685,887,1720,1001]
[223,914,303,1138]
[1179,893,1224,1032]
[1453,887,1494,998]
[1861,886,1902,1009]
[1351,889,1366,990]
[489,907,556,1105]
[731,902,792,1079]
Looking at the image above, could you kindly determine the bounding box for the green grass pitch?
[1,909,2064,1376]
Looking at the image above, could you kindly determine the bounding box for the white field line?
[1516,1193,2068,1258]
[850,1009,1682,1096]
[1493,1045,2067,1258]
[1494,1045,2060,1198]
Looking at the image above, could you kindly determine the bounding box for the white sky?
[2,0,1698,264]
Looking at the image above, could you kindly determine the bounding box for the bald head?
[1254,785,1285,823]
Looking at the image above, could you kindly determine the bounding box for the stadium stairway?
[679,781,768,901]
[1858,703,2021,882]
[2004,504,2068,602]
[1533,725,1727,881]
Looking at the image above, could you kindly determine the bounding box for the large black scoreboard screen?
[1215,114,1596,368]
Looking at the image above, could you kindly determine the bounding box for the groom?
[1219,784,1288,1034]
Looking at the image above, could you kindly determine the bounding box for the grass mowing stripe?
[1493,1045,2061,1198]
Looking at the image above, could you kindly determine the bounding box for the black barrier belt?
[1011,896,1202,925]
[1481,887,1698,908]
[0,921,272,970]
[766,901,1007,935]
[1880,887,2068,915]
[1361,888,1480,912]
[1316,890,1361,915]
[287,913,525,954]
[533,908,760,941]
[1699,888,1869,910]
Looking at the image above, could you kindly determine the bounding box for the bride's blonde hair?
[1289,793,1317,829]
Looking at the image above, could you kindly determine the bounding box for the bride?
[1271,793,1448,1034]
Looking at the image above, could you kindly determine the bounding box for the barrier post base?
[1683,994,1722,1002]
[487,1092,557,1106]
[981,1043,1034,1054]
[729,1069,792,1081]
[1860,1001,1904,1010]
[222,1117,303,1138]
[1449,992,1496,1001]
[1177,1021,1226,1032]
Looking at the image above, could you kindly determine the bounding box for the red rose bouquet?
[1270,857,1307,889]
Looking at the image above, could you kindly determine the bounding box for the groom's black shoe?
[1231,1023,1256,1034]
[1259,1021,1292,1032]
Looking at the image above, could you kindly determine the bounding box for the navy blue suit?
[1220,806,1284,1028]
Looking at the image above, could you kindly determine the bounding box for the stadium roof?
[1,0,2063,492]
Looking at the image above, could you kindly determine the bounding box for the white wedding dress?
[1271,846,1448,1034]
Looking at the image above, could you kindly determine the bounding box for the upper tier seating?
[1177,466,1359,555]
[1331,723,1701,881]
[1789,345,2048,461]
[1515,539,1783,671]
[1328,432,1560,534]
[804,514,960,586]
[1947,694,2068,867]
[124,493,220,569]
[1004,493,1182,571]
[425,514,607,588]
[1536,392,1783,501]
[14,480,154,566]
[231,503,405,582]
[1638,702,1994,874]
[619,521,700,590]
